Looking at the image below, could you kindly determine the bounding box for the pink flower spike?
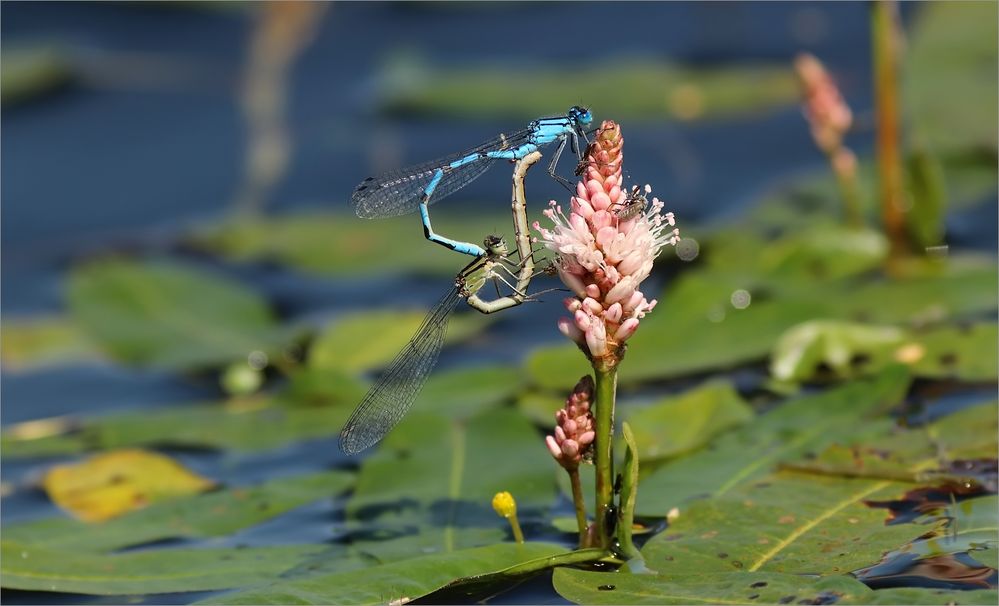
[532,119,679,366]
[546,375,596,471]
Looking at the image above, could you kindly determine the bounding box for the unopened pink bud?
[605,302,623,323]
[615,318,641,341]
[545,435,561,459]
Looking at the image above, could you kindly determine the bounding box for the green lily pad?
[553,568,872,606]
[928,401,999,461]
[188,210,532,277]
[346,407,554,561]
[636,368,911,516]
[758,225,889,280]
[3,470,351,553]
[68,259,294,370]
[200,542,567,605]
[0,316,102,371]
[0,541,323,595]
[771,321,999,383]
[770,320,905,382]
[1,398,351,458]
[625,379,754,462]
[1,46,74,107]
[781,400,998,483]
[907,323,999,381]
[841,587,999,605]
[2,364,526,459]
[377,55,798,121]
[527,259,997,389]
[308,308,489,375]
[641,472,933,575]
[906,1,999,156]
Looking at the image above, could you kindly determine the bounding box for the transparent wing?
[351,129,533,219]
[338,284,463,455]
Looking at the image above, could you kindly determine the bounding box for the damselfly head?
[482,234,509,257]
[569,105,593,129]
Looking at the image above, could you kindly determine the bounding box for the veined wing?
[352,129,533,219]
[338,284,463,455]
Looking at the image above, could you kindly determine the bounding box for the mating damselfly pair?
[339,107,648,455]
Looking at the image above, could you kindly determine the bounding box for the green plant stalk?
[593,365,617,549]
[871,0,909,261]
[617,422,641,561]
[568,468,588,547]
[829,149,864,228]
[507,515,525,544]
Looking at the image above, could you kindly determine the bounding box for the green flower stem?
[830,150,864,229]
[568,468,588,547]
[593,364,617,549]
[508,515,525,544]
[617,422,641,561]
[871,0,908,261]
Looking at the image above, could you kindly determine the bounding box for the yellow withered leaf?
[42,449,216,522]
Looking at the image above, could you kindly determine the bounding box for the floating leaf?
[553,568,872,606]
[527,260,997,389]
[905,1,998,156]
[770,320,906,382]
[841,586,998,605]
[5,471,350,553]
[377,55,798,121]
[346,408,554,562]
[929,401,999,461]
[42,449,215,522]
[641,472,932,575]
[188,210,520,277]
[625,379,754,462]
[309,309,488,374]
[201,542,567,605]
[2,399,352,458]
[781,400,998,482]
[759,225,889,281]
[771,321,999,382]
[68,259,293,370]
[906,323,998,381]
[1,46,73,107]
[636,368,911,516]
[0,541,322,595]
[0,367,521,458]
[0,316,101,370]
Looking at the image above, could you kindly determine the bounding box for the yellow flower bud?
[492,491,517,518]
